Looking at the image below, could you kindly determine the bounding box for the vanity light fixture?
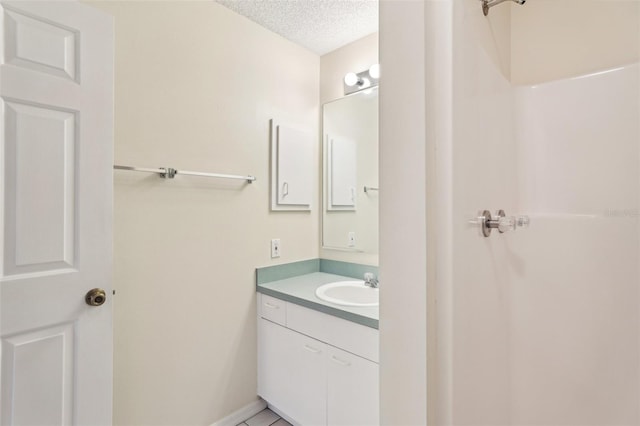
[344,72,360,87]
[369,64,380,79]
[343,64,380,96]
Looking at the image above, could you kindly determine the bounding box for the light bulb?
[344,72,359,87]
[369,64,380,79]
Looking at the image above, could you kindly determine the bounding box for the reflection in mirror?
[322,87,378,253]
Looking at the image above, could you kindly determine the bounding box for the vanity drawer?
[259,294,286,325]
[286,302,379,363]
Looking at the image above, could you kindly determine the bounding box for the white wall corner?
[379,0,428,424]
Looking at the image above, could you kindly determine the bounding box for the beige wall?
[319,33,379,265]
[512,0,640,84]
[87,2,319,424]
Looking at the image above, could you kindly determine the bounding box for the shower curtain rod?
[113,165,256,183]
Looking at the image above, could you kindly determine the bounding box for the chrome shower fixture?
[481,0,525,16]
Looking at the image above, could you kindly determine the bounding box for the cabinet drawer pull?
[330,355,351,366]
[303,344,322,354]
[263,302,279,309]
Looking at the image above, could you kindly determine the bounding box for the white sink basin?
[315,281,379,307]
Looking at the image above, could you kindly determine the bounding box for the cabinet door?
[277,125,313,206]
[270,122,313,211]
[327,346,379,426]
[258,319,327,426]
[328,135,357,209]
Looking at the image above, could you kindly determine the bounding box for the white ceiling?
[214,0,378,56]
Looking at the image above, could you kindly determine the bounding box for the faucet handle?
[363,272,378,288]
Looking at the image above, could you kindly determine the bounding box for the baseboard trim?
[210,399,267,426]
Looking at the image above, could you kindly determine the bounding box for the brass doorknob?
[85,288,106,306]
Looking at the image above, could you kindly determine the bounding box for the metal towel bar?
[113,165,256,183]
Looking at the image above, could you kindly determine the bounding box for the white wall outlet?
[271,239,281,258]
[348,232,356,247]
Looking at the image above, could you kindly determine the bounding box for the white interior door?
[0,1,113,425]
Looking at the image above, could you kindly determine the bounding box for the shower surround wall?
[511,63,639,426]
[429,0,640,424]
[87,2,319,425]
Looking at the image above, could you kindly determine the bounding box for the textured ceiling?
[214,0,378,55]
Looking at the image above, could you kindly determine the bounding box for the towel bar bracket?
[159,167,177,179]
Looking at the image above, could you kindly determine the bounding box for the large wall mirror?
[322,87,378,254]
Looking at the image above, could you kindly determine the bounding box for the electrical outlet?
[271,239,281,258]
[348,232,356,247]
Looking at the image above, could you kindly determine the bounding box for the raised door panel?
[327,346,379,426]
[1,323,74,425]
[258,319,326,426]
[3,5,78,81]
[3,100,76,275]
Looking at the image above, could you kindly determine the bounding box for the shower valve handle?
[497,215,516,233]
[479,210,530,237]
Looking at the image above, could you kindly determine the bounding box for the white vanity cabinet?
[327,346,379,426]
[257,293,379,426]
[259,319,327,426]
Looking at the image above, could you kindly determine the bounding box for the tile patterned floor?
[237,408,292,426]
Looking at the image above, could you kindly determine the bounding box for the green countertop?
[256,272,379,329]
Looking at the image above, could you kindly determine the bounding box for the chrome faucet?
[364,272,379,289]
